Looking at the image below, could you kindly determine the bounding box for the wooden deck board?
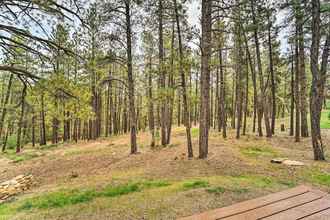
[263,197,330,220]
[178,186,330,220]
[302,208,330,220]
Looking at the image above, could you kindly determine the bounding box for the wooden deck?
[178,186,330,220]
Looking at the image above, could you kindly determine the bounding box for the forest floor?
[0,124,330,220]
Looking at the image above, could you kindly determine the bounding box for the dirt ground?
[0,126,330,220]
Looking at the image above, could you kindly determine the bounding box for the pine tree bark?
[243,31,257,134]
[216,66,221,132]
[174,0,193,158]
[16,85,27,153]
[234,18,243,139]
[148,56,155,147]
[296,4,308,137]
[268,12,276,135]
[290,45,295,136]
[231,75,236,129]
[0,74,13,139]
[194,72,199,126]
[158,0,167,146]
[294,29,300,142]
[310,0,329,161]
[243,56,249,136]
[166,22,176,145]
[199,0,212,159]
[250,0,272,137]
[210,74,214,129]
[125,1,138,154]
[219,48,227,138]
[32,110,35,147]
[40,94,47,145]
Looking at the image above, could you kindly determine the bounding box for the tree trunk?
[199,0,212,159]
[32,111,35,147]
[268,12,276,135]
[243,31,257,134]
[166,22,176,145]
[194,72,198,126]
[2,122,10,152]
[158,0,167,146]
[219,48,227,138]
[216,66,221,132]
[174,0,193,158]
[294,28,300,142]
[310,0,329,161]
[210,74,214,129]
[40,94,47,145]
[148,56,155,147]
[290,45,295,136]
[177,89,181,127]
[125,1,138,154]
[105,71,110,137]
[0,74,13,139]
[296,4,308,137]
[231,75,236,129]
[234,18,243,139]
[243,56,249,136]
[16,85,27,153]
[251,0,271,137]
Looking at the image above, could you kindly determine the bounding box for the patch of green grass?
[3,150,40,163]
[182,180,209,189]
[191,128,199,137]
[168,143,179,148]
[229,175,282,189]
[309,171,330,187]
[252,176,273,187]
[39,143,60,150]
[206,186,226,194]
[18,189,98,210]
[321,110,330,129]
[326,100,330,110]
[277,180,296,187]
[240,146,278,158]
[233,175,273,187]
[0,203,15,217]
[231,188,249,193]
[5,135,17,150]
[15,180,171,212]
[207,185,249,194]
[101,183,140,197]
[140,180,171,189]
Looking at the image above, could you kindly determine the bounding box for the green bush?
[19,189,97,210]
[182,180,209,189]
[206,186,226,194]
[310,172,330,187]
[17,180,171,211]
[191,128,199,137]
[101,183,140,197]
[240,146,278,158]
[6,135,17,150]
[140,180,171,189]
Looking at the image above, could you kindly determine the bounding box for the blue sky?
[187,0,289,53]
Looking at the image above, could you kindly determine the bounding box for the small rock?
[283,160,304,166]
[271,158,304,166]
[70,172,79,178]
[271,158,288,164]
[35,152,44,157]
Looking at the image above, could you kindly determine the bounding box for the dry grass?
[0,126,329,220]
